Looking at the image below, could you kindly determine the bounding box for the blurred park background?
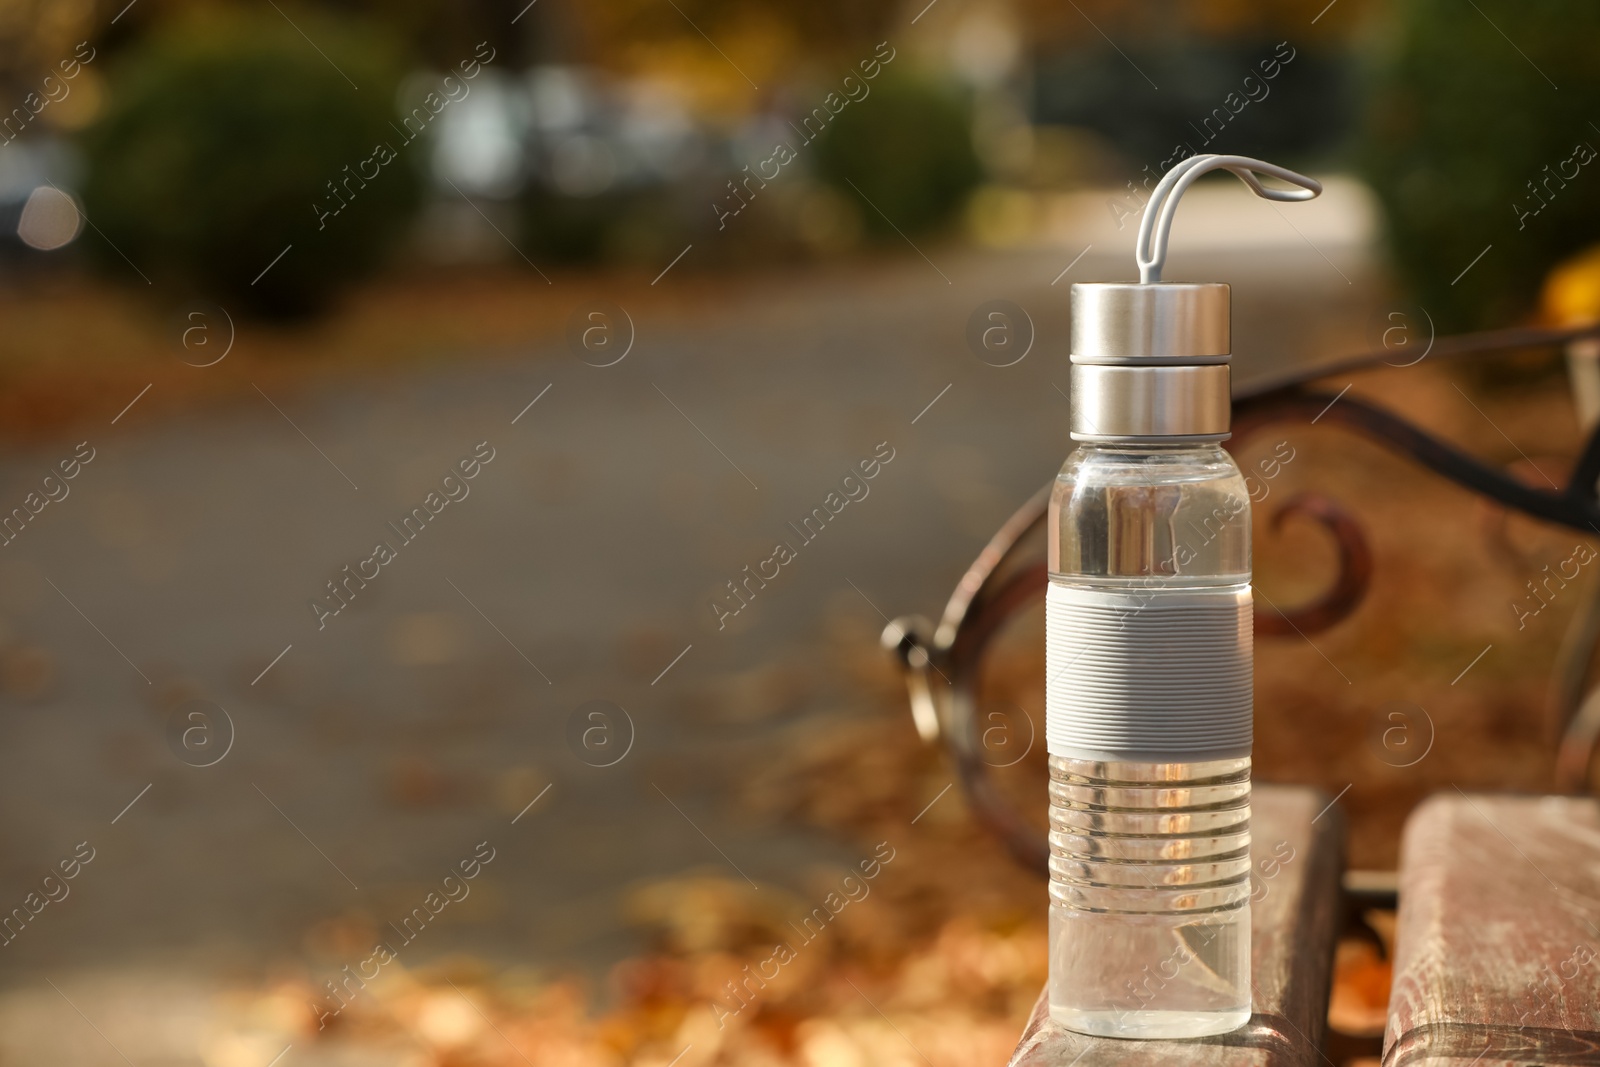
[1,0,1599,1064]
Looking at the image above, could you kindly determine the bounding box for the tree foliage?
[78,9,420,317]
[1359,0,1600,330]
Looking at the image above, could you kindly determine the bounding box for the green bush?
[522,186,691,266]
[1359,0,1600,331]
[811,73,981,240]
[79,12,419,318]
[521,188,624,265]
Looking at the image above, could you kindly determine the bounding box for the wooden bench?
[1008,784,1345,1066]
[1384,792,1600,1065]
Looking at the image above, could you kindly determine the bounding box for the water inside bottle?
[1046,756,1252,1039]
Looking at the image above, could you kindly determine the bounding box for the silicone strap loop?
[1136,155,1322,284]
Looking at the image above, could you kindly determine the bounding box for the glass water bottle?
[1046,279,1255,1040]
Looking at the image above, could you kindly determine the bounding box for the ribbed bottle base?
[1046,755,1252,1039]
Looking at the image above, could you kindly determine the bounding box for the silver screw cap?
[1066,154,1321,442]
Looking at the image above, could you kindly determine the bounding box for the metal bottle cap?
[1071,283,1231,365]
[1070,283,1232,441]
[1067,155,1322,442]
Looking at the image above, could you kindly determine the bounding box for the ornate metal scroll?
[886,322,1600,874]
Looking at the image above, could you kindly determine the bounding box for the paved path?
[0,205,1379,1059]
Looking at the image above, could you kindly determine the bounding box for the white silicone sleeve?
[1045,581,1253,762]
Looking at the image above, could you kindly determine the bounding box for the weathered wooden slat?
[1385,792,1600,1067]
[1008,784,1345,1066]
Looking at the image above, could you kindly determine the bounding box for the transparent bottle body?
[1046,443,1252,1039]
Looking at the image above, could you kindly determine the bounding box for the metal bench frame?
[883,319,1600,880]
